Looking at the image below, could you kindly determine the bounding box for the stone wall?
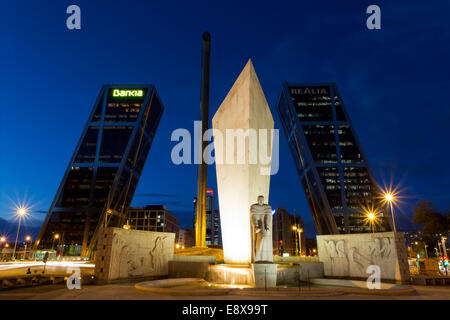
[317,232,410,282]
[277,263,324,285]
[169,261,210,278]
[95,227,175,282]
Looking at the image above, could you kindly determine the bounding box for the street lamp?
[24,236,31,260]
[298,228,303,256]
[384,192,397,233]
[292,225,303,256]
[52,234,60,250]
[441,236,448,257]
[0,237,6,257]
[12,207,28,260]
[367,211,376,233]
[291,225,298,256]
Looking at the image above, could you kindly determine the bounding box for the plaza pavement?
[0,282,449,300]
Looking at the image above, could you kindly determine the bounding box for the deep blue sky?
[1,0,449,238]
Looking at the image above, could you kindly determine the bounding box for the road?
[0,261,94,278]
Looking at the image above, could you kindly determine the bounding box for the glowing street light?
[52,233,60,251]
[384,192,397,233]
[24,236,32,260]
[292,224,303,256]
[362,207,380,233]
[367,211,377,233]
[12,207,28,260]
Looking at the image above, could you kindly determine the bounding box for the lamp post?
[367,212,376,233]
[384,193,396,233]
[12,208,27,261]
[298,228,303,256]
[24,236,31,260]
[52,234,60,251]
[442,236,448,257]
[292,225,304,256]
[0,237,5,260]
[292,226,298,256]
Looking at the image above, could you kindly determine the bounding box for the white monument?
[212,59,274,265]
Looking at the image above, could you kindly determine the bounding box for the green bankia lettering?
[113,89,143,97]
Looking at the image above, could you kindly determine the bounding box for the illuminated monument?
[34,85,164,257]
[213,60,274,265]
[277,83,392,234]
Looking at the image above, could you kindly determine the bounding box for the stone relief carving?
[317,234,403,280]
[107,229,174,280]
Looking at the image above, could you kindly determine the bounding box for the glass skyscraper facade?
[193,189,222,246]
[34,85,164,257]
[277,83,392,235]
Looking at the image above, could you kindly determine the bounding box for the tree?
[412,201,449,256]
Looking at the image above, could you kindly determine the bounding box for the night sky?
[1,1,449,238]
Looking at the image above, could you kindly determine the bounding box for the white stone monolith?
[212,59,274,265]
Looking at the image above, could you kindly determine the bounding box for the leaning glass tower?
[277,83,392,235]
[34,85,164,257]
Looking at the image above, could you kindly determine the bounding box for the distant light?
[385,193,393,202]
[175,244,180,249]
[368,213,375,220]
[17,208,27,216]
[282,253,289,257]
[271,209,276,215]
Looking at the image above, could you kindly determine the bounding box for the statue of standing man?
[250,195,273,263]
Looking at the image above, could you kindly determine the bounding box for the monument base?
[252,263,278,288]
[206,264,254,285]
[317,232,410,282]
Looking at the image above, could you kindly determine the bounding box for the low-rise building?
[178,228,195,248]
[126,205,179,238]
[272,207,306,256]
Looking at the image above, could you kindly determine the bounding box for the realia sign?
[290,88,327,95]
